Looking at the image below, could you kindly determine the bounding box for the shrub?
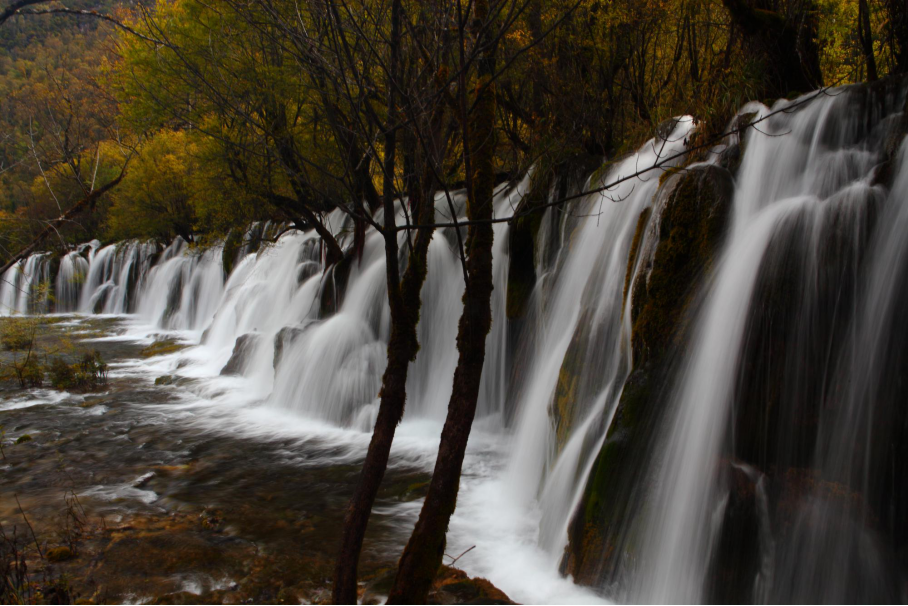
[49,351,108,391]
[0,317,38,351]
[1,353,44,388]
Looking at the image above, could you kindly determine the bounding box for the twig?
[445,544,475,566]
[14,494,43,559]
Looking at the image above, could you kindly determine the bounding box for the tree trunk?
[387,0,498,601]
[859,0,879,81]
[332,0,424,602]
[722,0,823,97]
[884,0,908,74]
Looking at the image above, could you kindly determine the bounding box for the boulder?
[220,333,263,376]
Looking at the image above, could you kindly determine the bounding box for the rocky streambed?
[0,316,512,604]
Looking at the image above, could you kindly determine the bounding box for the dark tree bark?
[883,0,908,74]
[331,0,440,601]
[859,0,879,81]
[722,0,823,97]
[386,0,498,602]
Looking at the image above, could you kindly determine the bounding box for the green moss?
[657,165,683,187]
[551,311,592,452]
[140,339,188,358]
[581,439,627,527]
[631,165,732,365]
[15,434,32,444]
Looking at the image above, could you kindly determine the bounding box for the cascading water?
[620,82,908,603]
[136,238,225,330]
[0,253,52,314]
[79,240,161,314]
[56,248,92,312]
[3,78,908,604]
[505,117,695,556]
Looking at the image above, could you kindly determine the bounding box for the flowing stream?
[2,80,907,603]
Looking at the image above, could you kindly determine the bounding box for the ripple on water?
[0,389,73,411]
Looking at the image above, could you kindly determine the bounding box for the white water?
[628,84,907,602]
[0,117,695,602]
[3,81,906,604]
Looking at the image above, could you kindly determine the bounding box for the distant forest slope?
[0,0,904,264]
[0,0,126,255]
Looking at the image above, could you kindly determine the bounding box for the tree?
[722,0,823,97]
[387,0,499,600]
[106,129,199,242]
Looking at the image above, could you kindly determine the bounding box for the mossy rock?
[631,164,733,366]
[15,434,33,444]
[155,375,175,386]
[428,566,514,605]
[550,309,594,454]
[565,163,734,588]
[222,228,243,277]
[141,339,188,358]
[46,546,74,562]
[623,207,652,310]
[562,367,653,585]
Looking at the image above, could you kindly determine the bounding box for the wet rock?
[220,333,263,376]
[297,261,319,285]
[15,434,32,444]
[272,325,309,370]
[561,367,652,586]
[163,272,184,323]
[46,546,74,562]
[222,229,242,277]
[428,566,514,605]
[550,308,593,454]
[564,162,734,588]
[506,154,600,321]
[361,566,514,605]
[318,253,354,317]
[705,462,764,603]
[199,508,223,531]
[141,339,188,358]
[155,375,175,386]
[631,163,733,366]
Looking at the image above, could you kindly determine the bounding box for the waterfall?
[79,240,161,314]
[136,238,225,330]
[506,117,695,556]
[56,250,91,312]
[3,79,907,604]
[0,253,52,314]
[624,83,907,602]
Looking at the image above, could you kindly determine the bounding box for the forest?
[1,0,908,603]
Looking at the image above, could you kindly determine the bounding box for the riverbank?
[0,315,522,604]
